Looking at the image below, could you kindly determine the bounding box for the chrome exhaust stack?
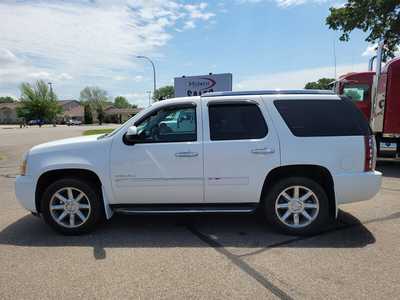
[370,41,385,132]
[368,55,377,71]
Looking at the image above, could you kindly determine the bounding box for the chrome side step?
[111,204,258,215]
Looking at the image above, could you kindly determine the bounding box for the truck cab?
[336,71,374,120]
[336,53,400,158]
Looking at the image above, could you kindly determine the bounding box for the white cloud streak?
[235,63,367,90]
[237,0,330,7]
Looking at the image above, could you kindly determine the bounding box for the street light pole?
[136,56,156,102]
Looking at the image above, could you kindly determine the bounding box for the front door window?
[135,106,196,143]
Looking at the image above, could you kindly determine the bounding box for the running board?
[111,203,258,215]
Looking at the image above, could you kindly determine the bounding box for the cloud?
[237,0,330,7]
[184,3,215,20]
[235,63,367,90]
[28,71,51,79]
[113,75,144,82]
[0,0,215,98]
[179,2,215,30]
[121,92,151,108]
[58,73,73,81]
[183,21,196,30]
[362,44,378,57]
[331,2,346,8]
[362,44,400,58]
[0,48,19,65]
[0,48,73,84]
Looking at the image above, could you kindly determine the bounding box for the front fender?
[33,160,114,219]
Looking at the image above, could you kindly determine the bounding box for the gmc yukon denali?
[15,90,382,235]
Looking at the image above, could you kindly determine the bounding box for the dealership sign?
[174,73,232,97]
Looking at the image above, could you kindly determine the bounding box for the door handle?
[251,147,275,155]
[175,151,199,158]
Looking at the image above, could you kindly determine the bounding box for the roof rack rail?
[201,89,334,97]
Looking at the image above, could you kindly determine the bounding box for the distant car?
[28,119,44,126]
[67,119,82,126]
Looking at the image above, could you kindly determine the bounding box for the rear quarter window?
[274,99,371,137]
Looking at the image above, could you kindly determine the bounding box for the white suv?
[15,90,382,235]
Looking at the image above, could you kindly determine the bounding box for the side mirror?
[125,125,139,144]
[127,125,138,136]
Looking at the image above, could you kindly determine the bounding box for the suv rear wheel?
[263,177,329,236]
[41,178,104,235]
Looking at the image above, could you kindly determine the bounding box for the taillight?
[364,135,376,171]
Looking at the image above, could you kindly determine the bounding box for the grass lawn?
[82,128,114,136]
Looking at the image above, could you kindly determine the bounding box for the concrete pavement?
[0,125,399,299]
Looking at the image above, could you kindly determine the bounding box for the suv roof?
[201,89,334,98]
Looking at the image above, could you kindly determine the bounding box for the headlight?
[20,154,28,176]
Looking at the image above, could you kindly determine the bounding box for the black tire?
[41,178,104,235]
[263,177,330,236]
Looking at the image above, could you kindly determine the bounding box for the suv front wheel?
[41,178,104,235]
[264,177,329,236]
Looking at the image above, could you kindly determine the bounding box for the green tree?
[96,107,105,125]
[16,80,62,122]
[0,96,15,103]
[80,86,108,105]
[80,86,108,125]
[153,86,174,101]
[114,96,131,108]
[304,78,336,90]
[326,1,400,58]
[83,103,93,124]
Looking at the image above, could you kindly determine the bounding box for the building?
[104,107,142,123]
[0,103,20,124]
[58,100,84,123]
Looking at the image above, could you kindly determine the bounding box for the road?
[0,125,399,299]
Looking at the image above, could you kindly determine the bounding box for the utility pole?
[48,82,53,100]
[333,39,337,79]
[47,82,56,126]
[146,91,152,107]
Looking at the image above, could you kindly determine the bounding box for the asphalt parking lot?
[0,125,399,299]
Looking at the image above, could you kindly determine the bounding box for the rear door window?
[208,103,268,140]
[274,99,371,137]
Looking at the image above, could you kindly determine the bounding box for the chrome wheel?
[275,185,319,228]
[49,187,91,229]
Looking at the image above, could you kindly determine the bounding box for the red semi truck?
[335,42,400,158]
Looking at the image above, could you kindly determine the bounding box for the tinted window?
[134,105,196,142]
[343,84,369,102]
[208,103,268,140]
[274,99,371,137]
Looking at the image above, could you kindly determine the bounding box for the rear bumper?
[333,171,382,205]
[15,175,37,212]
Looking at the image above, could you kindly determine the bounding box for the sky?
[0,0,379,107]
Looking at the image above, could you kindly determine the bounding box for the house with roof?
[57,100,84,123]
[104,107,142,123]
[0,103,20,124]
